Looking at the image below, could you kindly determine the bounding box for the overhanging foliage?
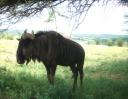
[0,0,128,28]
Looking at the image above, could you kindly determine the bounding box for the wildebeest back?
[55,36,85,66]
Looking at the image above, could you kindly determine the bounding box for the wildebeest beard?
[16,32,50,65]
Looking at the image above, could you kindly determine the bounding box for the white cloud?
[9,2,128,35]
[74,4,127,35]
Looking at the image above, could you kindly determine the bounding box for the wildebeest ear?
[24,29,27,34]
[31,30,35,39]
[32,30,34,34]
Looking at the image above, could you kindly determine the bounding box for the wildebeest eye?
[20,39,32,47]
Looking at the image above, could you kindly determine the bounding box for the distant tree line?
[93,38,127,47]
[1,32,128,47]
[0,32,14,40]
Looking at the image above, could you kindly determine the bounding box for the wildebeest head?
[16,29,35,64]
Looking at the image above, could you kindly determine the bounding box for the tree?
[0,0,128,28]
[107,39,114,46]
[116,38,124,47]
[124,14,128,32]
[0,0,95,27]
[95,38,101,45]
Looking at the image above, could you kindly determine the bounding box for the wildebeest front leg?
[45,66,52,84]
[45,65,57,85]
[50,65,57,85]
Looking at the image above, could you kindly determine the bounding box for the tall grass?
[0,40,128,99]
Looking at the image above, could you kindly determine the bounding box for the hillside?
[71,33,128,42]
[1,30,128,43]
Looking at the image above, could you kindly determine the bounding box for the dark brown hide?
[16,31,85,90]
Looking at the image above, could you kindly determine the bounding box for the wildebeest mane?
[34,31,62,38]
[34,31,46,38]
[31,31,63,64]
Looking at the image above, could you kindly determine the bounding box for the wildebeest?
[16,29,85,90]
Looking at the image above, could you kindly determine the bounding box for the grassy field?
[0,40,128,99]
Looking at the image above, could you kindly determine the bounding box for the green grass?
[0,40,128,99]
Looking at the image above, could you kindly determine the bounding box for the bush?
[107,39,114,46]
[95,39,101,45]
[115,38,124,47]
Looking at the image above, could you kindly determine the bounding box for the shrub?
[115,38,124,47]
[95,39,101,45]
[107,39,114,46]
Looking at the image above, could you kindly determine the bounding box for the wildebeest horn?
[24,29,27,34]
[32,30,34,35]
[31,30,35,38]
[21,29,35,39]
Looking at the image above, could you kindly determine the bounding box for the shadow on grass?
[0,65,128,99]
[85,58,128,78]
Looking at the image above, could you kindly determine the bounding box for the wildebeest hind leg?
[70,65,78,91]
[78,64,84,87]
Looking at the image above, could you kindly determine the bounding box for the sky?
[3,2,128,36]
[74,3,128,35]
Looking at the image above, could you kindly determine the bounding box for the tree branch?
[0,0,128,30]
